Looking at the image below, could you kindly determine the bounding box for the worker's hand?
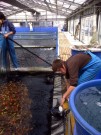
[61,97,66,107]
[4,33,9,38]
[61,93,67,106]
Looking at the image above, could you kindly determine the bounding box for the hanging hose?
[0,33,52,66]
[8,37,52,66]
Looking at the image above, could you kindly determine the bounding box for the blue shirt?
[0,19,16,34]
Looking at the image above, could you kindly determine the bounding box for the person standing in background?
[28,22,33,32]
[74,22,80,40]
[0,12,18,70]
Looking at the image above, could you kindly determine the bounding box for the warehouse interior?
[0,0,98,26]
[0,0,101,135]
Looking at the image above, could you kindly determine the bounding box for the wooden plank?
[10,67,52,72]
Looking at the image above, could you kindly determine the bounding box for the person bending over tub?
[52,51,101,106]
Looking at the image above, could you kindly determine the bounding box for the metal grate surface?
[8,47,56,68]
[14,32,57,47]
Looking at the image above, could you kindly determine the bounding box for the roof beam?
[44,0,52,12]
[67,0,101,18]
[1,0,40,15]
[0,5,18,11]
[59,0,81,6]
[6,9,24,17]
[21,0,73,15]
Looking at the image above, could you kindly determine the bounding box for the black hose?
[0,33,52,66]
[8,37,52,66]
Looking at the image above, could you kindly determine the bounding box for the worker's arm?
[4,21,16,38]
[61,85,75,106]
[4,31,14,38]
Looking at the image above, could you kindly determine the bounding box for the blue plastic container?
[15,27,30,32]
[69,79,101,135]
[15,27,58,33]
[71,49,101,59]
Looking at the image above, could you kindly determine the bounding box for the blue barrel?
[71,49,101,59]
[69,79,101,135]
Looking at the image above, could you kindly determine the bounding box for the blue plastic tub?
[69,79,101,135]
[15,27,58,33]
[71,49,101,59]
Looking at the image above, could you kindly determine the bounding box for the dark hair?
[0,12,6,20]
[52,59,63,72]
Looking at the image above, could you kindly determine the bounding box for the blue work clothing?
[78,51,101,85]
[0,19,18,68]
[0,20,16,34]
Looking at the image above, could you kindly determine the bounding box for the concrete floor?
[59,32,71,61]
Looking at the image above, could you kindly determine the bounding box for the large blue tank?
[71,48,101,59]
[69,79,101,135]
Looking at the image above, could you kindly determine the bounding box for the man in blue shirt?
[52,51,101,106]
[0,12,18,70]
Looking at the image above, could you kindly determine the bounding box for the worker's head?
[52,59,66,74]
[0,12,6,25]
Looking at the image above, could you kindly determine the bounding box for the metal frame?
[0,0,88,20]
